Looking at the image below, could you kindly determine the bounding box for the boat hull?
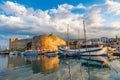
[59,47,107,57]
[59,45,103,53]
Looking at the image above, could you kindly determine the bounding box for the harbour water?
[0,54,120,80]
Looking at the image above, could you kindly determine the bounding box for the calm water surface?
[0,54,120,80]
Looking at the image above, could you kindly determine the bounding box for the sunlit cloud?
[0,0,120,40]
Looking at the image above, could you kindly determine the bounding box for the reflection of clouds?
[99,59,120,80]
[109,60,120,73]
[110,73,120,80]
[90,71,110,80]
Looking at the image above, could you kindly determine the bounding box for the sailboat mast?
[67,24,69,47]
[83,21,87,50]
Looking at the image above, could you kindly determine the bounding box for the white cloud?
[85,8,104,27]
[0,1,27,16]
[111,22,120,29]
[106,0,120,15]
[0,0,120,39]
[76,3,86,9]
[0,15,24,28]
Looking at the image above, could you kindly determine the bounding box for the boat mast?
[67,24,69,47]
[83,20,87,51]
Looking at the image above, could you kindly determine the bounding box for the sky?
[0,0,120,49]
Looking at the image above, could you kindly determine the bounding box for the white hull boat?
[59,45,103,53]
[9,51,21,55]
[59,47,107,57]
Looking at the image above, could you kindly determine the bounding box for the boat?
[43,52,58,57]
[9,51,21,55]
[59,21,107,57]
[59,47,107,58]
[59,44,103,53]
[23,51,39,57]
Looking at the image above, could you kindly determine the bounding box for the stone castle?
[9,33,66,52]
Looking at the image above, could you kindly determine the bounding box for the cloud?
[0,0,120,40]
[0,1,27,16]
[106,0,120,15]
[76,3,87,9]
[85,8,104,26]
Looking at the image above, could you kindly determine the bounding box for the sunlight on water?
[0,55,120,80]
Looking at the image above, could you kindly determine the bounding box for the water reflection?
[80,56,110,68]
[25,55,60,74]
[80,56,110,80]
[8,56,26,69]
[0,55,8,72]
[1,54,120,80]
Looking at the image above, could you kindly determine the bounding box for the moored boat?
[59,45,103,53]
[59,47,107,57]
[43,52,58,57]
[23,51,39,57]
[9,51,21,55]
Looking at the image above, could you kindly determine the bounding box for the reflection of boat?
[30,55,60,74]
[80,56,109,68]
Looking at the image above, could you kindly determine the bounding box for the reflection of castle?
[8,56,26,69]
[0,55,8,71]
[31,56,60,74]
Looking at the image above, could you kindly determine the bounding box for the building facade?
[9,38,32,51]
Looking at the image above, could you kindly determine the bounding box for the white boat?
[59,21,106,57]
[79,47,107,56]
[59,45,103,53]
[9,51,21,55]
[59,47,107,57]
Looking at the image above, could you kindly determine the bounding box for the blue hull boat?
[23,52,39,57]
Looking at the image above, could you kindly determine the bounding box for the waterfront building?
[9,38,32,51]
